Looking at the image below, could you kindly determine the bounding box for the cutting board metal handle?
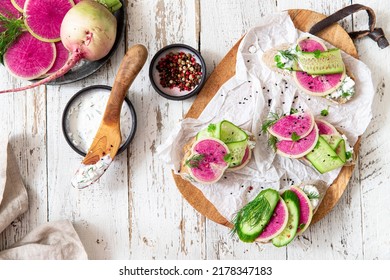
[309,4,389,49]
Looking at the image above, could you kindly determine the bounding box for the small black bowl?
[62,85,137,156]
[149,44,207,100]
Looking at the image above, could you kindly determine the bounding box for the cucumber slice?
[336,139,346,163]
[272,190,300,247]
[234,189,280,243]
[196,123,221,140]
[220,120,248,143]
[321,134,343,150]
[297,48,344,75]
[306,136,345,174]
[226,141,247,168]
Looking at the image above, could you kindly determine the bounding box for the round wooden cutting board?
[172,9,359,227]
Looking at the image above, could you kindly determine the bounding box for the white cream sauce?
[71,154,113,189]
[65,88,133,154]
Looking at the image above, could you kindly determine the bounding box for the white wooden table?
[1,0,389,260]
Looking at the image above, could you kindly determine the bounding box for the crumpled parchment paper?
[157,12,374,222]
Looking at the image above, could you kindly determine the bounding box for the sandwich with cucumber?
[262,36,355,104]
[232,183,324,247]
[262,110,355,174]
[179,120,255,184]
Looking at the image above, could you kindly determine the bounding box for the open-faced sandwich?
[262,36,356,104]
[232,183,324,247]
[179,120,255,184]
[262,110,355,174]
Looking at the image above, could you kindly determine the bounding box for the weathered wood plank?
[127,0,205,259]
[0,73,47,250]
[351,0,390,260]
[46,39,130,259]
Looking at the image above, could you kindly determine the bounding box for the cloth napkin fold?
[0,136,87,260]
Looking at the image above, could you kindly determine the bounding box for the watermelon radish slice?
[24,0,74,42]
[291,186,313,234]
[296,37,326,52]
[293,69,346,97]
[316,119,338,135]
[256,198,288,242]
[10,0,26,13]
[268,112,315,141]
[45,41,70,75]
[0,0,21,18]
[276,124,319,159]
[187,138,229,184]
[0,0,21,32]
[4,32,56,80]
[293,37,346,96]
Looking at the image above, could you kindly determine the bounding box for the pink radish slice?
[0,0,21,32]
[4,32,56,80]
[316,119,338,135]
[189,138,229,184]
[293,70,346,97]
[290,186,313,234]
[24,0,74,42]
[10,0,26,12]
[45,41,70,75]
[297,37,327,52]
[269,112,315,141]
[256,198,289,242]
[276,124,319,159]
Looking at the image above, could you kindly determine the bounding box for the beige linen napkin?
[0,137,28,233]
[0,137,87,260]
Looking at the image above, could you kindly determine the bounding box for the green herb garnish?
[224,153,233,163]
[261,112,281,133]
[290,108,298,114]
[307,191,320,200]
[207,123,216,133]
[313,50,321,58]
[345,151,352,160]
[298,223,306,230]
[231,194,272,236]
[268,135,278,151]
[342,91,351,98]
[0,14,24,63]
[320,106,330,116]
[279,50,297,61]
[185,154,204,168]
[275,50,297,69]
[291,132,300,142]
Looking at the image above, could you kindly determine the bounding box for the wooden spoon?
[71,44,148,189]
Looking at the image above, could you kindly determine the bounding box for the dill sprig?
[307,191,320,200]
[0,14,24,63]
[185,154,205,168]
[279,50,297,61]
[268,135,278,151]
[231,194,272,236]
[261,112,281,133]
